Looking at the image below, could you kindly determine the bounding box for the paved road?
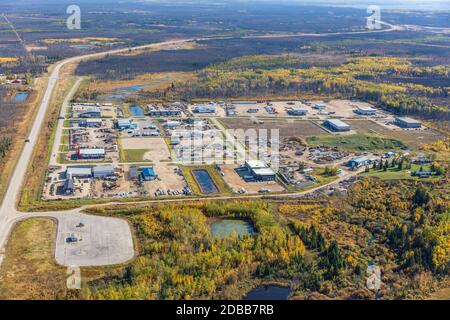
[0,21,400,266]
[49,78,83,167]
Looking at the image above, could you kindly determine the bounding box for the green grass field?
[362,164,438,180]
[122,149,150,162]
[60,134,69,145]
[306,134,407,152]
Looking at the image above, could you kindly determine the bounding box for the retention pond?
[244,285,292,300]
[192,170,218,194]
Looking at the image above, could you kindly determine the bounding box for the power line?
[1,12,35,62]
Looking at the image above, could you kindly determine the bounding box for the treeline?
[0,136,11,159]
[365,156,447,176]
[291,223,345,279]
[81,201,308,300]
[157,55,450,120]
[386,185,449,272]
[78,180,450,299]
[349,180,450,274]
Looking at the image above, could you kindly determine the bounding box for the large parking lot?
[54,213,134,267]
[218,99,389,120]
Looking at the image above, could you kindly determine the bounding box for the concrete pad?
[54,213,134,267]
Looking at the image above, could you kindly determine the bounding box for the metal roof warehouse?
[395,117,422,128]
[117,119,138,130]
[77,148,106,159]
[348,156,371,168]
[324,119,351,132]
[66,167,92,179]
[245,160,276,181]
[93,165,115,178]
[355,106,376,115]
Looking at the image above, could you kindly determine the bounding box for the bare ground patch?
[220,118,329,139]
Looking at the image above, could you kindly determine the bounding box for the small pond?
[244,285,292,300]
[211,219,256,239]
[129,105,144,116]
[192,169,218,194]
[14,92,29,102]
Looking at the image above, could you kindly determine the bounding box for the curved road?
[0,21,399,265]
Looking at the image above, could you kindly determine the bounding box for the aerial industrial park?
[0,0,449,302]
[40,97,433,202]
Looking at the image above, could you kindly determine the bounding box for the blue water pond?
[14,92,29,102]
[193,170,218,194]
[211,219,256,239]
[244,285,292,300]
[129,105,144,116]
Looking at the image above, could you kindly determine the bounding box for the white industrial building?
[244,160,277,181]
[355,106,376,115]
[395,117,422,128]
[66,167,93,179]
[287,107,308,116]
[165,120,181,128]
[324,119,351,132]
[93,165,116,178]
[77,148,106,159]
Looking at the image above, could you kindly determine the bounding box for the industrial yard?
[40,98,444,202]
